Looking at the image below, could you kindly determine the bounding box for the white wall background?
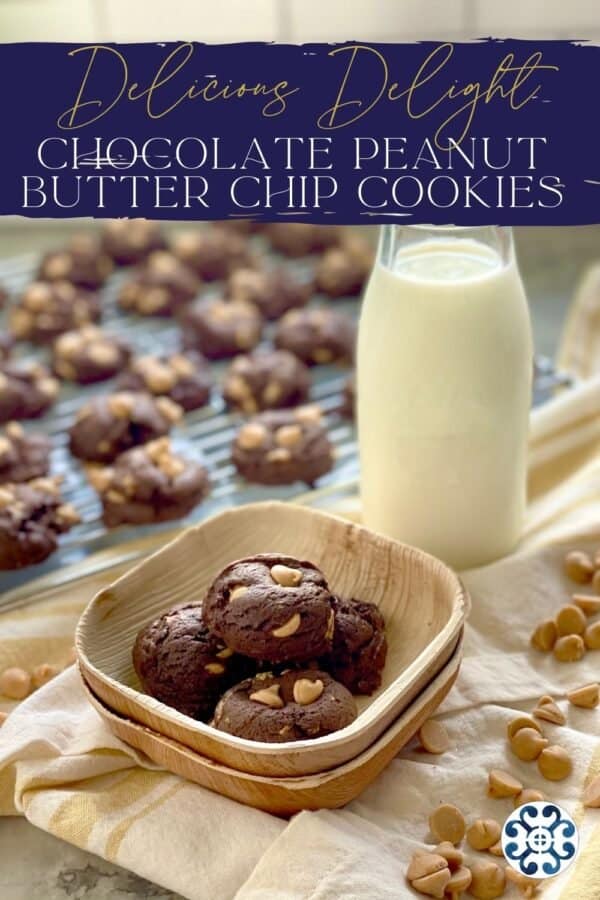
[0,0,598,43]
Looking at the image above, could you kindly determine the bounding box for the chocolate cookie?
[274,308,356,366]
[0,361,59,422]
[323,597,387,695]
[171,227,256,281]
[0,477,79,570]
[118,251,201,317]
[89,437,210,527]
[38,235,114,290]
[232,406,334,486]
[225,267,311,321]
[0,422,51,483]
[213,669,357,742]
[68,391,182,463]
[266,223,341,257]
[203,553,334,663]
[118,351,212,412]
[315,236,373,298]
[180,298,263,360]
[223,349,310,414]
[10,281,101,345]
[341,372,355,419]
[52,326,131,384]
[102,219,166,265]
[133,603,252,720]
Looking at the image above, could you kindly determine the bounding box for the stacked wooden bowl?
[76,502,468,816]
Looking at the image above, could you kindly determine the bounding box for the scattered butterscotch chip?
[466,819,502,852]
[583,775,600,808]
[555,604,587,637]
[537,744,572,781]
[564,550,594,584]
[488,841,504,858]
[412,868,451,898]
[488,769,523,799]
[446,866,472,898]
[468,861,506,899]
[553,633,586,662]
[572,593,600,617]
[429,804,466,845]
[32,663,60,689]
[505,867,541,897]
[0,667,31,700]
[418,719,450,755]
[584,621,600,650]
[514,788,546,808]
[566,682,599,708]
[433,842,463,871]
[530,619,557,652]
[532,695,566,726]
[407,853,449,883]
[507,716,542,740]
[510,727,548,762]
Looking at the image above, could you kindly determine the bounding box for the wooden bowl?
[76,502,468,777]
[81,634,463,816]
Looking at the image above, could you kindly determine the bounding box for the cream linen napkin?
[1,373,600,899]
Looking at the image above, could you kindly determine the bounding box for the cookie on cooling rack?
[68,391,182,463]
[0,361,59,423]
[341,372,355,419]
[274,307,356,366]
[118,251,201,317]
[10,281,101,345]
[223,349,310,414]
[232,406,334,486]
[88,437,210,527]
[0,421,51,483]
[225,267,311,320]
[170,227,256,281]
[118,351,212,412]
[203,553,335,663]
[52,326,131,384]
[0,477,79,570]
[315,235,374,298]
[213,669,357,742]
[101,219,166,265]
[133,603,253,720]
[180,297,263,360]
[265,223,341,257]
[38,235,114,290]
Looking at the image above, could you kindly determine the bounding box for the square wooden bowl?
[76,502,468,777]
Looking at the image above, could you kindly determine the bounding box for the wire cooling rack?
[0,238,573,609]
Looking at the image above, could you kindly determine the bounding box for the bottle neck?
[378,225,513,271]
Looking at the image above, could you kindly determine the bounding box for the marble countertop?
[1,222,599,900]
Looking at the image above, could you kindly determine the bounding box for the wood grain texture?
[76,502,468,777]
[81,636,462,816]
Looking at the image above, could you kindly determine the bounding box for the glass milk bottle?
[357,225,533,570]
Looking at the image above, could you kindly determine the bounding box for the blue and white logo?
[502,802,579,879]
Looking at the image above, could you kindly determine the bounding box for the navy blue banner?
[0,39,597,223]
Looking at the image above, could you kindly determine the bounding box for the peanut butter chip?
[510,727,548,762]
[204,663,225,675]
[216,647,234,660]
[584,621,600,649]
[532,695,566,726]
[295,404,322,424]
[555,604,587,636]
[293,678,324,705]
[446,866,472,898]
[156,396,183,423]
[488,842,504,858]
[272,612,301,638]
[108,393,134,418]
[249,684,284,709]
[466,819,502,851]
[487,769,523,799]
[275,424,302,448]
[537,744,572,781]
[583,774,600,808]
[514,788,545,809]
[433,843,463,871]
[407,853,448,883]
[0,667,31,700]
[270,564,303,587]
[32,663,60,689]
[265,447,291,463]
[507,716,543,740]
[228,585,248,602]
[468,861,505,900]
[412,869,451,898]
[566,682,599,708]
[418,719,450,754]
[237,423,268,450]
[572,594,600,617]
[564,550,594,583]
[428,804,466,845]
[554,633,586,662]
